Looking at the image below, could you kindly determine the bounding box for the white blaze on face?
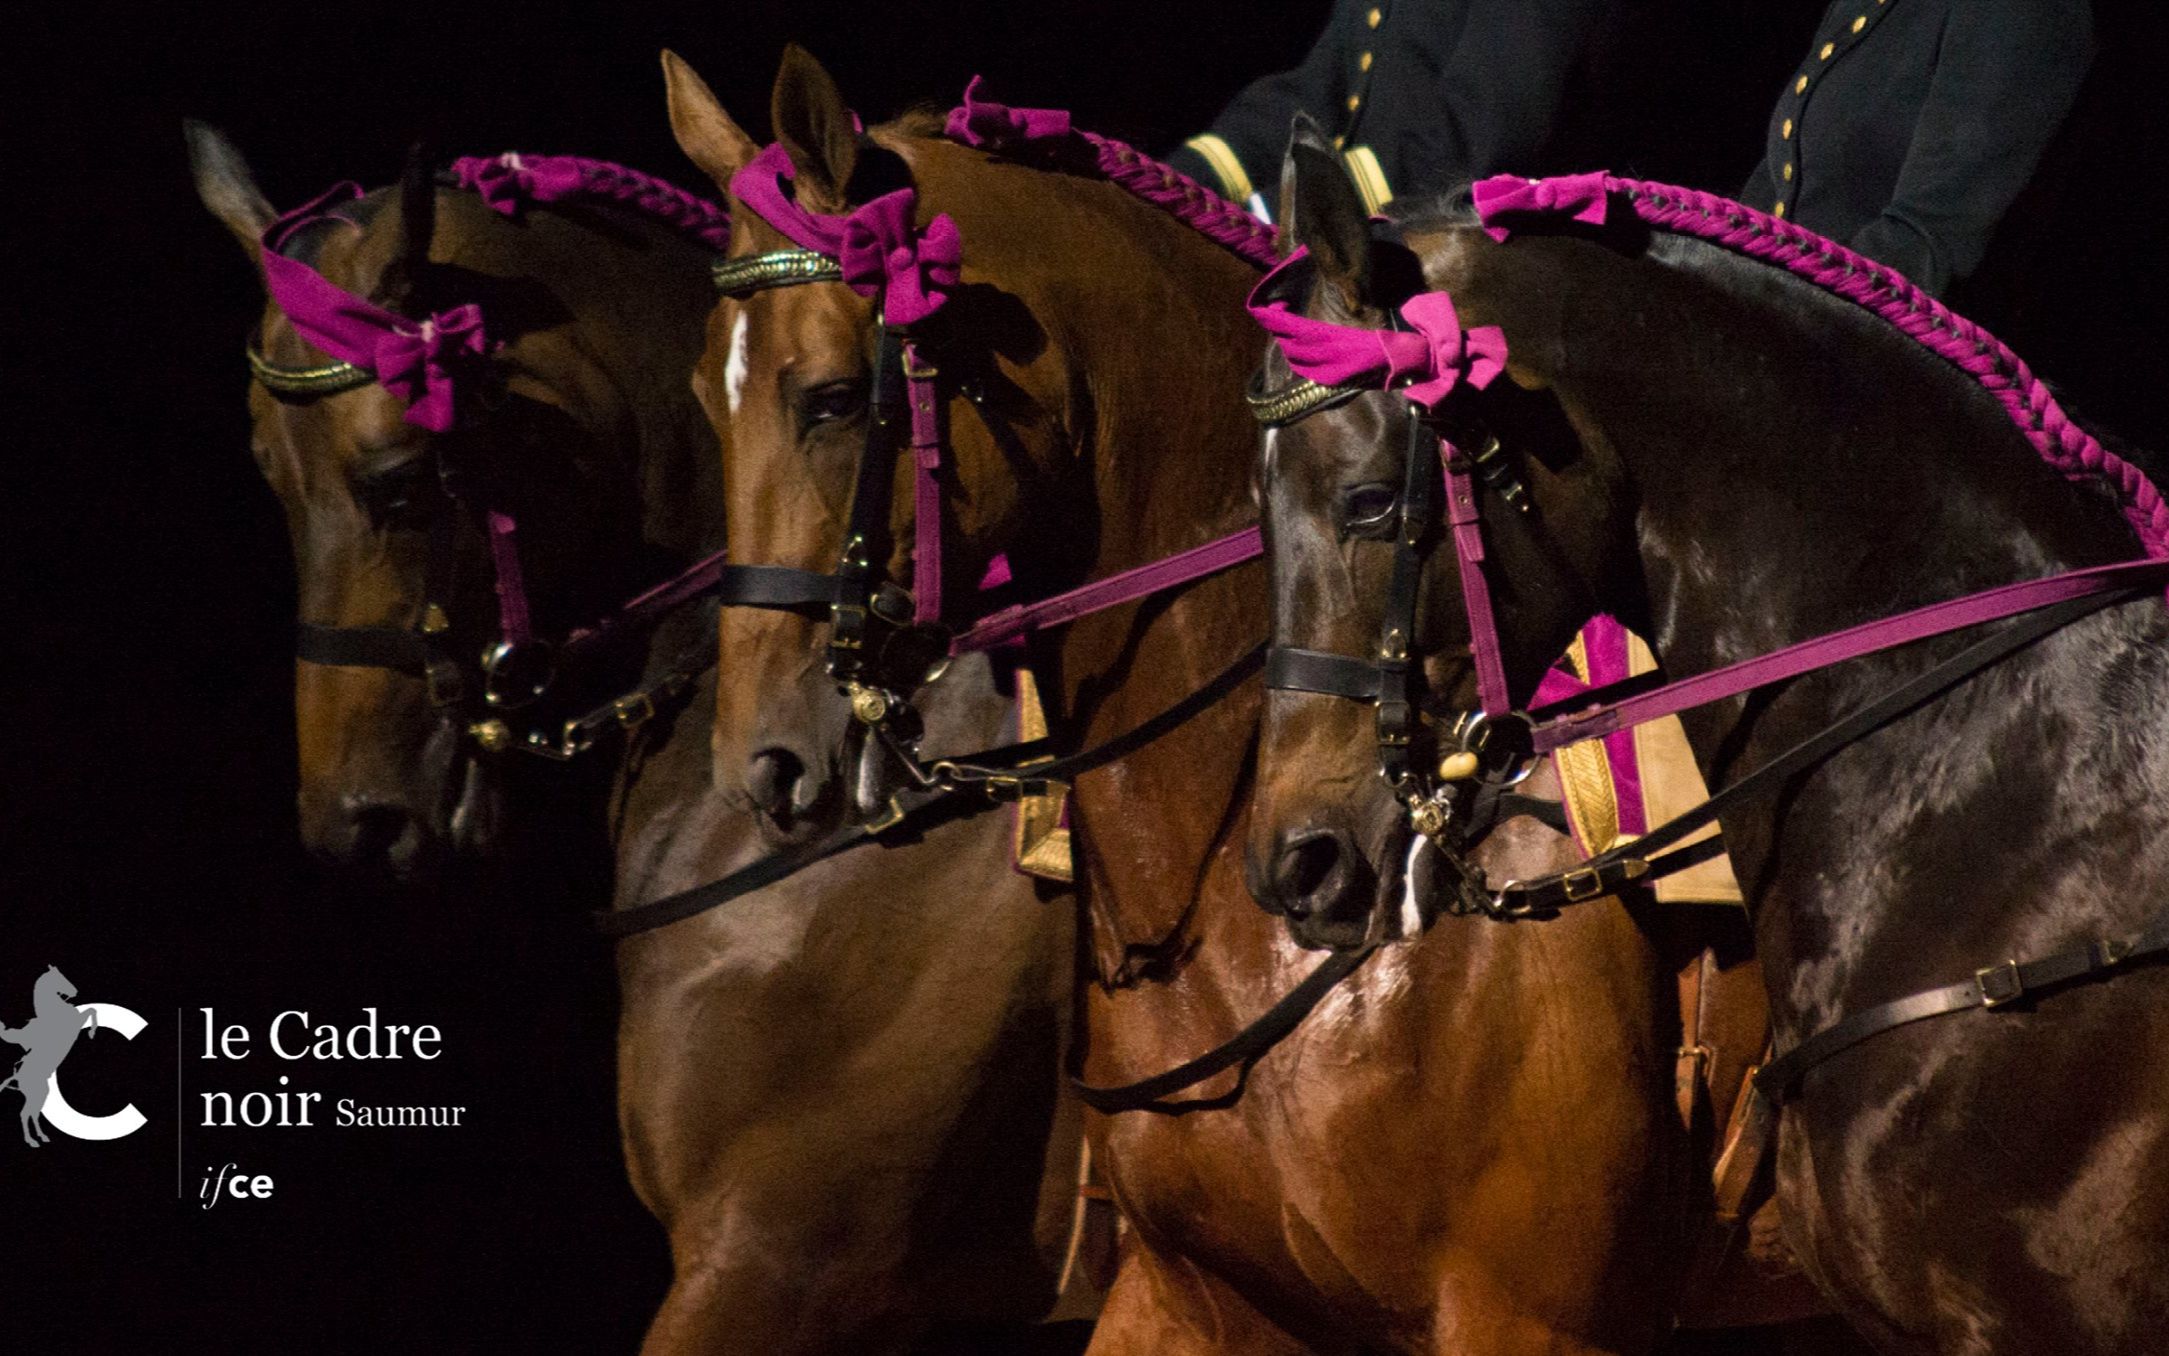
[723,312,750,415]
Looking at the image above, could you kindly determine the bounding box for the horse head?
[189,123,718,881]
[1244,135,1630,946]
[670,48,1089,841]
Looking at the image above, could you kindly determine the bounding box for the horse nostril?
[747,747,808,823]
[1280,833,1342,904]
[343,801,427,877]
[1266,824,1362,919]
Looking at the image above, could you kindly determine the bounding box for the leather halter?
[252,161,740,762]
[705,226,1265,803]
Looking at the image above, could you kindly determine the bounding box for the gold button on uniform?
[1782,118,1794,138]
[1346,94,1361,111]
[1782,162,1793,180]
[1359,50,1373,71]
[1774,202,1787,218]
[1852,14,1866,31]
[1367,6,1382,27]
[1820,41,1835,59]
[1795,75,1808,93]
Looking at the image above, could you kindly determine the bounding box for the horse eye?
[1340,483,1400,538]
[350,460,440,528]
[800,379,867,428]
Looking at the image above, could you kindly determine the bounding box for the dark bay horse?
[666,47,1765,1354]
[190,124,1086,1353]
[1247,143,2169,1353]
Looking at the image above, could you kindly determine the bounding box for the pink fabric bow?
[731,142,961,325]
[1397,292,1508,406]
[1470,171,1612,242]
[942,75,1073,151]
[452,152,588,216]
[836,191,962,326]
[259,186,495,429]
[375,306,488,431]
[1246,249,1508,410]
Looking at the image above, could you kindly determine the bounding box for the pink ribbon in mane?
[454,152,596,216]
[258,183,492,432]
[729,142,961,326]
[1469,171,1611,243]
[1247,248,1509,408]
[942,75,1073,151]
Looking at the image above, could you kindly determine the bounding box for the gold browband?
[711,249,845,296]
[246,345,374,398]
[1246,375,1365,428]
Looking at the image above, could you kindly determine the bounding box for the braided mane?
[1468,175,2169,559]
[935,81,1282,272]
[447,153,731,251]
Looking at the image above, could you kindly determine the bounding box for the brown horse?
[190,123,1089,1354]
[662,46,1805,1354]
[1245,142,2169,1354]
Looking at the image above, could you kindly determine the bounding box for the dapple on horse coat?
[665,45,1820,1355]
[190,124,1086,1354]
[1246,141,2169,1354]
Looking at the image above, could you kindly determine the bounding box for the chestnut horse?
[662,46,1764,1354]
[189,124,1086,1354]
[1245,143,2169,1353]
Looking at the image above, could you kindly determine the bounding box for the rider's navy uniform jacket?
[1165,0,1625,215]
[1741,0,2093,297]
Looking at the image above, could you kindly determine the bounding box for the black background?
[2,0,2151,1350]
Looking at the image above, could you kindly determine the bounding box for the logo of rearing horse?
[2,965,145,1148]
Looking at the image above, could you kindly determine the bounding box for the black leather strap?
[1757,908,2169,1102]
[1073,943,1378,1114]
[595,786,974,939]
[1265,645,1381,701]
[295,622,432,673]
[710,564,847,613]
[935,643,1266,794]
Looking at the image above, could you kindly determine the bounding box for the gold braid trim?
[711,249,844,296]
[246,345,373,398]
[1247,376,1363,427]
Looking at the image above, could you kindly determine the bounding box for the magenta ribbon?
[452,152,590,217]
[730,142,960,326]
[258,184,492,432]
[942,75,1073,152]
[1469,171,1612,243]
[374,305,488,432]
[1247,249,1509,409]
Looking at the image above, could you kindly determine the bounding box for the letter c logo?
[45,1002,148,1141]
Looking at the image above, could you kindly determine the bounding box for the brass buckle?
[613,692,656,728]
[1975,959,2024,1008]
[901,350,940,381]
[1562,866,1606,902]
[865,795,909,834]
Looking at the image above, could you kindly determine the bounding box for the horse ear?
[1279,118,1372,301]
[770,44,859,214]
[386,141,438,307]
[663,50,759,192]
[184,119,274,266]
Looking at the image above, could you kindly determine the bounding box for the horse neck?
[1511,231,2169,1015]
[437,194,721,564]
[1520,232,2143,673]
[919,145,1266,953]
